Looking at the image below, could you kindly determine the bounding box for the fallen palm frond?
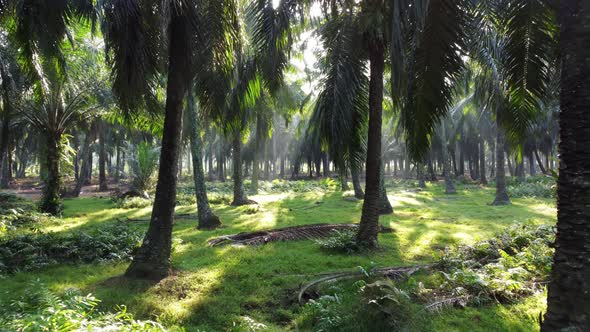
[298,264,435,304]
[207,223,361,247]
[423,296,471,312]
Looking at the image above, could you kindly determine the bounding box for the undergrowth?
[300,224,555,331]
[0,281,166,331]
[0,224,143,274]
[316,229,360,254]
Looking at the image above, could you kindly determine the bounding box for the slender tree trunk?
[218,142,225,182]
[98,121,108,191]
[351,167,364,199]
[417,162,426,188]
[340,167,350,191]
[1,148,12,188]
[207,135,214,181]
[474,144,480,180]
[534,149,548,174]
[528,154,536,176]
[458,139,465,177]
[280,156,285,178]
[451,148,458,177]
[251,154,260,194]
[441,125,456,194]
[75,132,92,197]
[506,153,514,176]
[357,39,384,248]
[231,132,252,206]
[516,158,525,182]
[0,124,9,189]
[125,13,190,280]
[40,132,62,215]
[543,1,590,329]
[0,63,12,189]
[479,137,487,185]
[427,152,437,181]
[490,140,496,178]
[187,88,220,230]
[378,161,393,214]
[115,142,121,182]
[322,153,329,177]
[492,109,511,205]
[83,151,93,185]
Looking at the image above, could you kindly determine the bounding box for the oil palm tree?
[543,0,590,330]
[101,0,240,279]
[248,0,468,247]
[0,37,22,189]
[0,0,97,213]
[186,85,220,230]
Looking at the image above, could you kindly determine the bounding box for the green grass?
[0,181,556,331]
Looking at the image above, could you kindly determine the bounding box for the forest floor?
[0,178,556,331]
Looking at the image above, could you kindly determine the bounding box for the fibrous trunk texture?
[357,39,384,249]
[187,88,220,230]
[40,132,62,215]
[125,14,189,280]
[543,1,590,330]
[492,109,511,205]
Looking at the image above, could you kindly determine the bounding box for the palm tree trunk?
[340,168,350,191]
[125,14,190,280]
[479,137,487,185]
[207,132,214,180]
[115,142,122,182]
[427,152,437,181]
[98,121,108,191]
[251,153,260,194]
[0,118,9,189]
[351,167,364,199]
[417,163,426,188]
[357,40,384,248]
[506,153,514,176]
[75,132,92,197]
[0,63,13,189]
[379,161,393,214]
[492,109,511,205]
[231,131,252,206]
[40,131,62,215]
[534,149,548,174]
[458,139,465,177]
[516,158,525,182]
[543,1,590,329]
[441,125,456,194]
[187,88,220,230]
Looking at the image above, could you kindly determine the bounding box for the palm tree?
[102,0,241,279]
[0,0,97,213]
[0,38,21,189]
[543,0,590,330]
[20,81,96,214]
[187,86,220,230]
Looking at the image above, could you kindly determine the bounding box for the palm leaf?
[401,0,470,161]
[501,0,558,143]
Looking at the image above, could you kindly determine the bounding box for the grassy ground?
[0,180,556,331]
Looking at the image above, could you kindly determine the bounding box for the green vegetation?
[0,0,586,329]
[0,180,555,331]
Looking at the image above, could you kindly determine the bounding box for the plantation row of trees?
[0,0,587,330]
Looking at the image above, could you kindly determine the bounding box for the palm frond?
[307,14,368,172]
[401,0,470,161]
[102,0,161,115]
[501,0,558,143]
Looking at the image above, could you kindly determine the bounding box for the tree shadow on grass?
[0,183,553,330]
